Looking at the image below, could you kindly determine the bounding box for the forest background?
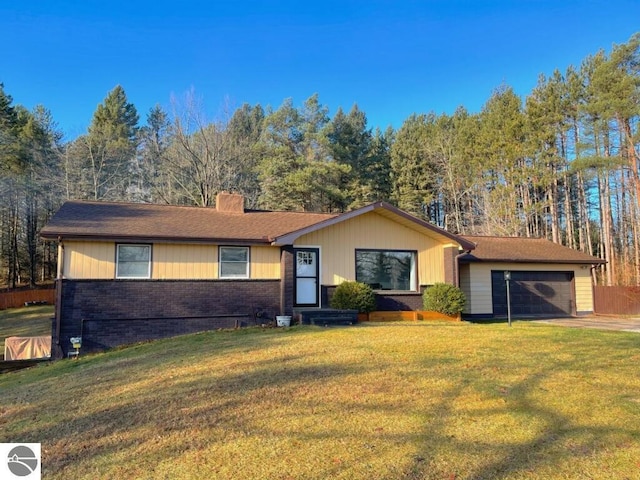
[1,33,639,288]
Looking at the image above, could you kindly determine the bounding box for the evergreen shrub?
[330,281,376,313]
[422,283,466,316]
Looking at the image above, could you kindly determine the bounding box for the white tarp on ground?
[4,336,51,360]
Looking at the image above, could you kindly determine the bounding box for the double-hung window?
[355,249,417,291]
[219,246,249,278]
[116,244,151,279]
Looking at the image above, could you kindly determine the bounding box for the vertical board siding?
[460,262,593,315]
[251,246,281,279]
[62,241,281,280]
[64,241,115,279]
[153,244,216,279]
[296,211,446,286]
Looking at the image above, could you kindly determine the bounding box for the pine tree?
[257,95,349,212]
[390,113,440,220]
[68,85,140,200]
[137,104,170,202]
[0,84,24,173]
[325,104,374,208]
[475,85,528,236]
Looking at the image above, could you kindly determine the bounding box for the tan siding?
[574,269,594,312]
[153,244,216,279]
[459,264,472,313]
[153,244,279,279]
[64,241,280,280]
[64,241,115,279]
[461,263,493,315]
[251,246,281,279]
[461,262,594,315]
[296,211,446,287]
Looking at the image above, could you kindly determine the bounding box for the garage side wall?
[460,262,594,317]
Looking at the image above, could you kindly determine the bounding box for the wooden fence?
[593,286,640,315]
[0,288,55,310]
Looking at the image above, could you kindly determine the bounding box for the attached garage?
[458,236,605,319]
[490,270,574,316]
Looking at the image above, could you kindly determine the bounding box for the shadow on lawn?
[7,336,367,477]
[4,324,639,479]
[404,355,639,480]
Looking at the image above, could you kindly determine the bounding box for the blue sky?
[1,0,639,140]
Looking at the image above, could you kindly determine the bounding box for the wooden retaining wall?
[0,288,56,310]
[593,286,640,315]
[359,311,461,322]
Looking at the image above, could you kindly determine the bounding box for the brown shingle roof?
[41,200,338,244]
[459,235,605,264]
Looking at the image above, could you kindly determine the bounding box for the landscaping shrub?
[423,282,466,316]
[330,281,376,313]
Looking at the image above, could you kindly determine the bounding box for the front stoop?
[293,308,358,326]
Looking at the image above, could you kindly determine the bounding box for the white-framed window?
[116,244,151,279]
[219,246,250,278]
[355,249,417,291]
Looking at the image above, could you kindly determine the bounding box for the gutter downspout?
[54,237,64,358]
[454,248,472,288]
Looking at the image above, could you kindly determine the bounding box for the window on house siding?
[116,244,151,279]
[355,249,417,291]
[219,246,249,278]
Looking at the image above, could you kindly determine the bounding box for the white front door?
[294,248,319,306]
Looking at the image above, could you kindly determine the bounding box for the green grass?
[1,318,639,479]
[0,305,53,357]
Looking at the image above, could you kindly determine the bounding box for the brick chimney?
[216,192,245,213]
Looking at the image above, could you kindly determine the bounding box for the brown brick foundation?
[322,285,427,311]
[54,279,280,356]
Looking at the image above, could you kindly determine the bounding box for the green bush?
[330,281,377,313]
[423,283,466,316]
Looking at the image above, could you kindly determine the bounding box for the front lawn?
[1,320,639,479]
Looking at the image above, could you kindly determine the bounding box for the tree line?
[1,33,638,288]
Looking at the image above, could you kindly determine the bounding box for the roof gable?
[272,202,475,249]
[459,235,604,264]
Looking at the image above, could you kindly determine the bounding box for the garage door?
[491,271,574,317]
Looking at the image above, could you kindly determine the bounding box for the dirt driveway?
[533,316,640,333]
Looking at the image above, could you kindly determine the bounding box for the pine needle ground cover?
[1,320,639,479]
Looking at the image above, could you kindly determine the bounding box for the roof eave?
[41,232,272,245]
[459,257,606,265]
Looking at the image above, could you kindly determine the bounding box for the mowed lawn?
[0,305,53,357]
[1,317,640,479]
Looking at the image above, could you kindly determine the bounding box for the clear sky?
[1,0,639,140]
